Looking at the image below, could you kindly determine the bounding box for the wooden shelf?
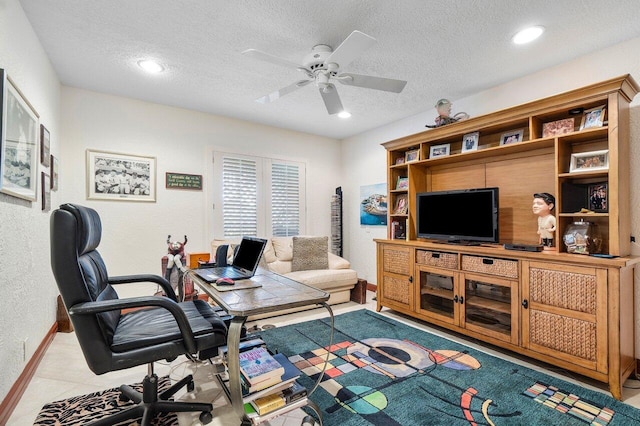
[421,286,453,300]
[465,296,511,314]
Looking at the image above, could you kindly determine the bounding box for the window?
[213,152,305,238]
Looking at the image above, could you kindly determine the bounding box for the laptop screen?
[232,237,267,272]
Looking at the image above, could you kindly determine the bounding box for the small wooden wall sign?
[165,172,203,190]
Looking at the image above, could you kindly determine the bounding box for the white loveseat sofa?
[211,236,358,306]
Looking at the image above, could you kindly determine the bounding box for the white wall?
[0,0,61,402]
[60,87,342,277]
[342,36,640,349]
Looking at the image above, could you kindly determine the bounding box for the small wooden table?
[191,268,330,422]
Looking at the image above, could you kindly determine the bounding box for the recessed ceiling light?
[338,111,351,119]
[137,59,164,74]
[512,26,544,45]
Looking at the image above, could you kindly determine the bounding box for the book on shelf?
[391,219,407,240]
[250,381,308,415]
[244,397,309,425]
[241,352,302,401]
[218,337,266,358]
[251,392,286,415]
[239,347,284,387]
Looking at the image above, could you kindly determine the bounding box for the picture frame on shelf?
[587,182,608,212]
[580,105,606,130]
[395,176,408,190]
[86,149,156,202]
[542,118,574,137]
[569,149,609,173]
[40,124,51,167]
[499,128,524,145]
[405,149,420,163]
[51,155,59,191]
[393,194,408,215]
[391,219,407,240]
[429,143,450,158]
[0,68,40,201]
[41,172,51,212]
[461,132,479,153]
[395,156,405,165]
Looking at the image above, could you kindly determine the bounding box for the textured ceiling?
[18,0,640,139]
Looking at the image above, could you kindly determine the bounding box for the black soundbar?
[504,243,544,252]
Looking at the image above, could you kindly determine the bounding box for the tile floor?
[8,292,640,425]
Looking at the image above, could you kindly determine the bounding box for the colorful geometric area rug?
[258,309,640,426]
[33,376,178,426]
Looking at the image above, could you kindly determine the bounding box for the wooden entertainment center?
[375,75,639,399]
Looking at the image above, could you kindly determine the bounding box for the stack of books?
[224,342,308,422]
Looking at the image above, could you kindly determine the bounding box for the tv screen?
[416,187,499,244]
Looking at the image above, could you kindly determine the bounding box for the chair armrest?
[109,274,177,302]
[69,296,197,353]
[328,252,351,269]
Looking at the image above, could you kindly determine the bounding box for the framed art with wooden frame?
[580,105,606,130]
[0,68,40,201]
[393,194,408,215]
[40,124,50,167]
[499,128,524,145]
[51,154,59,191]
[41,172,51,212]
[405,148,420,163]
[569,149,609,173]
[86,149,156,202]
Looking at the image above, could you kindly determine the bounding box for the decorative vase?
[563,220,602,255]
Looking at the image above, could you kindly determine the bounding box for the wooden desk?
[191,268,330,421]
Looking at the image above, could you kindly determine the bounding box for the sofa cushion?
[292,236,329,272]
[285,268,357,290]
[271,237,293,261]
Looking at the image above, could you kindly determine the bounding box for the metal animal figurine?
[425,99,469,128]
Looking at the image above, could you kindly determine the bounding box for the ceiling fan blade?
[319,84,344,115]
[256,79,312,104]
[242,48,304,70]
[338,73,407,93]
[325,30,376,68]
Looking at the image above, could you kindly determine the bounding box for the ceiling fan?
[242,30,407,115]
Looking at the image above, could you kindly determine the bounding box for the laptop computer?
[194,236,267,283]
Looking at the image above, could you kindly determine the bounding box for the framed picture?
[394,156,405,165]
[360,183,387,226]
[569,149,609,173]
[405,149,420,163]
[393,194,408,215]
[461,131,479,153]
[396,176,408,190]
[429,143,450,158]
[500,128,524,145]
[51,154,59,191]
[587,182,608,212]
[40,124,50,167]
[86,149,156,202]
[41,172,51,212]
[0,68,40,201]
[580,105,606,130]
[542,118,574,137]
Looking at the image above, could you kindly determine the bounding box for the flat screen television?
[416,187,499,244]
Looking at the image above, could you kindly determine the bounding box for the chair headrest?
[61,204,102,255]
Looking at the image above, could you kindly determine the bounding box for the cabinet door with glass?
[415,265,460,327]
[461,272,519,345]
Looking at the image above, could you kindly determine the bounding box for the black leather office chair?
[50,203,227,425]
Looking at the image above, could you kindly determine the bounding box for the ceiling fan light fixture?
[137,59,164,74]
[512,26,544,45]
[338,111,351,119]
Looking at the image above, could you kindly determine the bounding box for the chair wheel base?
[200,411,213,424]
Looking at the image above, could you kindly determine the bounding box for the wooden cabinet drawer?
[461,255,518,279]
[416,250,458,269]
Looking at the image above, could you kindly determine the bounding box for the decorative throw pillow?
[291,236,329,272]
